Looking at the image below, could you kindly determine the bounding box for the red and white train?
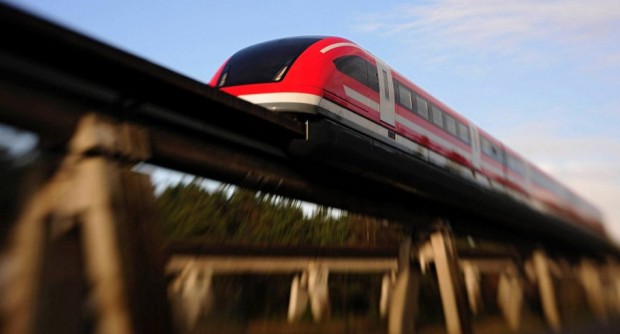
[210,36,605,236]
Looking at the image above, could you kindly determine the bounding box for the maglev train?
[210,36,605,236]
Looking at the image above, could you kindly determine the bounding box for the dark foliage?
[156,180,405,246]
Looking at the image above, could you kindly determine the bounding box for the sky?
[7,0,620,241]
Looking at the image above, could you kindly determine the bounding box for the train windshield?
[217,37,322,87]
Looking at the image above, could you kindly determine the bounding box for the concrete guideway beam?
[167,256,398,274]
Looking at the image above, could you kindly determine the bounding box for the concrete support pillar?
[169,264,214,333]
[462,262,481,316]
[307,264,330,321]
[579,259,607,321]
[497,267,523,332]
[532,250,561,332]
[388,267,420,334]
[1,114,172,334]
[430,226,472,334]
[380,272,396,319]
[288,265,330,323]
[288,273,309,322]
[386,237,420,334]
[607,262,620,315]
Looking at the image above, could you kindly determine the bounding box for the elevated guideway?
[1,4,620,334]
[0,3,615,256]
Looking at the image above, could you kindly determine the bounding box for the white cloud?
[354,0,620,67]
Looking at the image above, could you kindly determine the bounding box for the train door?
[470,124,482,170]
[375,58,395,126]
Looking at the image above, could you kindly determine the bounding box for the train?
[209,36,605,236]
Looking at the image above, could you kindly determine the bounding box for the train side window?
[507,154,525,176]
[532,169,561,195]
[431,105,444,129]
[507,154,516,173]
[397,83,413,110]
[334,56,369,89]
[480,136,504,164]
[445,114,458,137]
[367,62,380,92]
[532,170,543,186]
[457,122,471,145]
[392,79,400,104]
[481,137,492,158]
[415,96,430,120]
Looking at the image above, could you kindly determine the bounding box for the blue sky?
[9,0,620,241]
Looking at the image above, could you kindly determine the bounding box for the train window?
[217,66,229,87]
[457,122,471,145]
[480,136,504,164]
[431,105,444,128]
[532,169,562,195]
[218,36,321,87]
[273,59,293,81]
[397,83,413,110]
[415,96,429,120]
[532,170,546,187]
[445,114,457,137]
[507,154,526,176]
[334,56,380,93]
[367,62,380,92]
[392,79,400,104]
[334,56,368,86]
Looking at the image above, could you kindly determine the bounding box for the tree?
[155,181,405,246]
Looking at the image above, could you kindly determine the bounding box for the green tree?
[157,182,229,240]
[155,181,405,246]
